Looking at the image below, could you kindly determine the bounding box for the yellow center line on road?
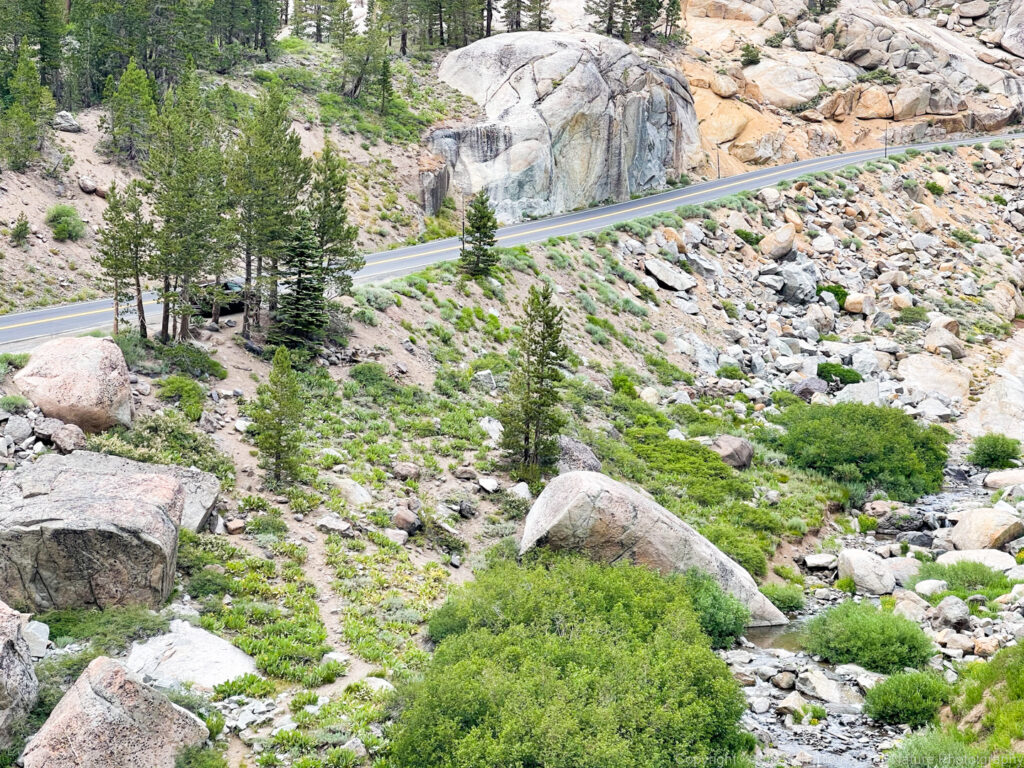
[363,149,881,270]
[0,301,162,332]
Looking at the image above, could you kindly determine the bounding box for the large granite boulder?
[948,508,1024,551]
[0,458,184,611]
[837,549,896,594]
[896,354,971,400]
[13,337,133,433]
[19,451,220,532]
[427,32,699,222]
[21,657,207,768]
[936,549,1017,571]
[125,619,258,692]
[518,471,787,626]
[0,600,38,748]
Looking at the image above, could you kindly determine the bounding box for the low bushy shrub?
[157,375,205,421]
[968,433,1021,469]
[679,568,750,648]
[399,553,754,768]
[816,284,849,308]
[864,671,950,726]
[45,204,85,241]
[896,305,929,325]
[86,410,235,485]
[734,228,763,246]
[212,673,276,701]
[803,601,934,673]
[771,403,951,502]
[761,583,805,613]
[36,606,169,653]
[909,561,1015,603]
[816,362,862,386]
[888,728,986,768]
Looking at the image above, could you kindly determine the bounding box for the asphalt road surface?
[1,131,1019,349]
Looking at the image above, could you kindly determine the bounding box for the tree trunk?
[160,274,171,341]
[112,279,120,336]
[134,273,147,339]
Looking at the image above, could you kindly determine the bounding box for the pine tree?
[585,0,620,35]
[524,0,550,30]
[270,214,329,348]
[227,83,310,338]
[378,57,393,116]
[663,0,681,35]
[0,44,55,171]
[630,0,661,39]
[147,63,229,341]
[102,58,159,164]
[309,141,362,296]
[31,0,64,89]
[11,213,30,246]
[459,191,498,277]
[252,345,306,487]
[330,0,356,44]
[96,181,155,337]
[499,283,568,468]
[499,0,524,31]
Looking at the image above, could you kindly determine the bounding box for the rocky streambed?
[729,467,1024,768]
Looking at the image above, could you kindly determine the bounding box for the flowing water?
[739,472,993,767]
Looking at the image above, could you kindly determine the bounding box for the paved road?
[1,131,1019,348]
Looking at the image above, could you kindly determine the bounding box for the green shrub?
[816,362,862,386]
[816,284,848,308]
[87,410,235,486]
[803,601,933,673]
[864,671,950,726]
[740,43,761,66]
[716,364,748,381]
[175,745,229,768]
[968,433,1021,469]
[772,403,951,502]
[36,606,169,653]
[611,369,638,398]
[157,375,205,421]
[644,354,692,385]
[155,343,228,379]
[925,181,944,196]
[761,583,805,613]
[624,427,753,506]
[679,568,750,648]
[734,228,763,246]
[835,577,856,595]
[857,68,899,85]
[909,560,1015,602]
[10,213,29,246]
[896,305,929,325]
[396,552,753,768]
[212,673,276,701]
[888,728,986,768]
[858,514,878,532]
[45,204,85,241]
[0,394,30,414]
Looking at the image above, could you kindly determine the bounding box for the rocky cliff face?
[425,31,700,222]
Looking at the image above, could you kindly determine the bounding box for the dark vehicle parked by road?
[191,281,245,317]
